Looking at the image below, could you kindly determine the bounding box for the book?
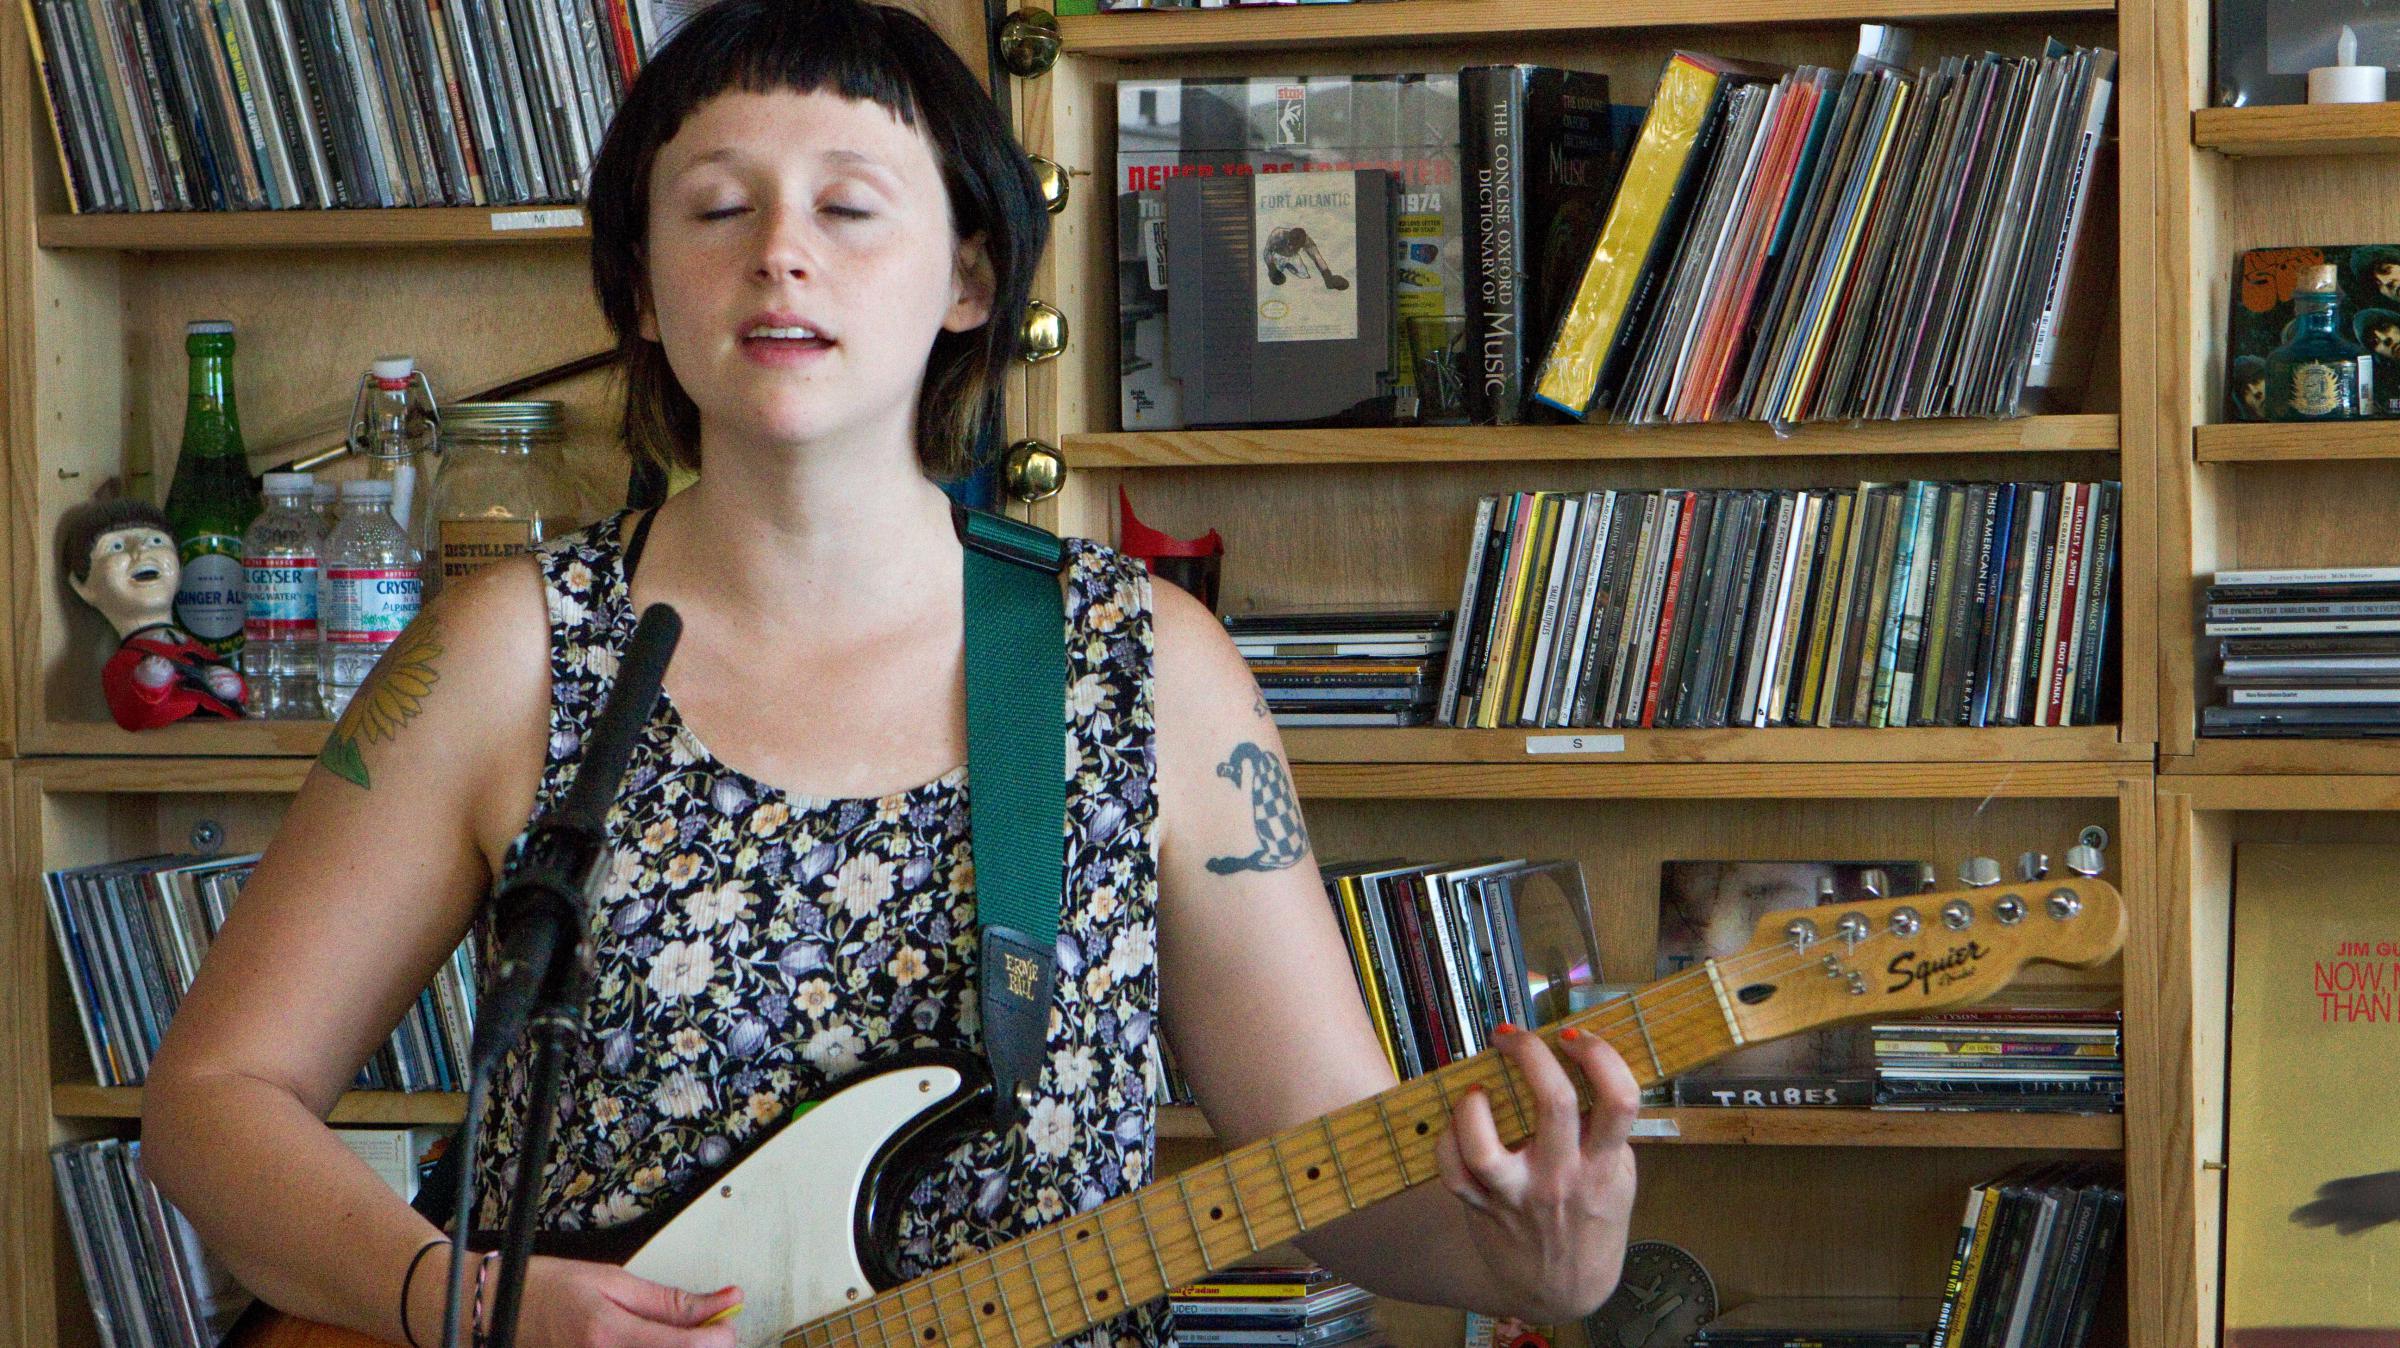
[1119,73,1462,430]
[2224,844,2400,1343]
[1459,65,1619,424]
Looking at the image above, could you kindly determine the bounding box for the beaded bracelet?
[398,1238,447,1348]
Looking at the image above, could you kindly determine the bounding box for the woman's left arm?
[1147,580,1640,1321]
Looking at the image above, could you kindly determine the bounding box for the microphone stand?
[441,603,683,1348]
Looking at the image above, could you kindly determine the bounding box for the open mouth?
[742,321,835,354]
[131,565,164,583]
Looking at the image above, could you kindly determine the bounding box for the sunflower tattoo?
[319,613,443,789]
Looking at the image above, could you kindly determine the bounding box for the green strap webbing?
[956,504,1066,1125]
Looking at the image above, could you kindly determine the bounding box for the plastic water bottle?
[319,479,424,718]
[241,472,324,720]
[313,477,338,531]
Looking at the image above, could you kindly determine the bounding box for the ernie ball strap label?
[438,519,536,581]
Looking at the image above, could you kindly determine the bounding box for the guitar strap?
[952,502,1067,1130]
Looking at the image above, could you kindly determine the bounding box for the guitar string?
[787,891,2099,1348]
[791,905,2056,1348]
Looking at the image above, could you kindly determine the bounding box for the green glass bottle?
[2265,264,2367,421]
[166,320,262,656]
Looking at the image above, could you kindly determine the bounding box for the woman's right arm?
[140,557,546,1342]
[139,556,741,1348]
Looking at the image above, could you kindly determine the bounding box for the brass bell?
[1029,155,1071,214]
[1019,300,1068,363]
[997,8,1061,78]
[1005,440,1065,502]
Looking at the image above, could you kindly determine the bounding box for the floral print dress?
[473,511,1169,1348]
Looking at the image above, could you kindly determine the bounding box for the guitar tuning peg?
[1816,875,1838,901]
[2017,851,2051,882]
[1959,857,2002,889]
[1859,868,1887,899]
[2065,844,2104,878]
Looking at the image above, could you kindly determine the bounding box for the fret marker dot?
[1209,1206,1223,1220]
[983,1303,996,1316]
[1306,1167,1320,1181]
[1077,1229,1090,1241]
[922,1330,937,1342]
[1415,1122,1429,1135]
[1097,1290,1111,1303]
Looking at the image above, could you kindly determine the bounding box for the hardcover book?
[2225,843,2400,1346]
[1119,73,1462,429]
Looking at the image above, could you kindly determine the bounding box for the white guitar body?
[621,1059,971,1348]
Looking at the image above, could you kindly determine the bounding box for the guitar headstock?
[1717,852,2124,1043]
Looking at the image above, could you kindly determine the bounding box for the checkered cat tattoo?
[1205,741,1310,874]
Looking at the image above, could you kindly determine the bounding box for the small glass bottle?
[426,401,584,596]
[345,356,441,546]
[2266,264,2368,421]
[165,320,263,656]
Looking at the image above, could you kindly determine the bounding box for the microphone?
[472,602,683,1074]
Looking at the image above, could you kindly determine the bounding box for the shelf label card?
[1525,733,1626,756]
[490,208,585,232]
[1630,1118,1680,1138]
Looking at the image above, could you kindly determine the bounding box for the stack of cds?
[1226,609,1451,728]
[1170,1265,1379,1348]
[2201,565,2400,737]
[1871,1001,2122,1113]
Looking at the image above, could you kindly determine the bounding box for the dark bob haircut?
[586,0,1049,483]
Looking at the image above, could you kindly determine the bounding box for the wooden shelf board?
[1633,1108,2121,1149]
[2195,421,2400,462]
[17,754,314,794]
[54,1083,468,1126]
[2194,103,2400,158]
[1296,759,2141,799]
[1281,725,2144,766]
[2162,773,2400,812]
[1069,415,2119,470]
[1060,0,2115,59]
[25,718,332,759]
[2172,738,2400,779]
[36,205,591,251]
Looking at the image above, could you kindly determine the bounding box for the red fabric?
[100,632,244,731]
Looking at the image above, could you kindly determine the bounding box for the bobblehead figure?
[62,497,247,730]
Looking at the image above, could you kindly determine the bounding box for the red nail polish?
[1497,1022,1518,1035]
[1561,1027,1582,1042]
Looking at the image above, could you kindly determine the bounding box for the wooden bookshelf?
[2193,102,2400,158]
[36,205,593,251]
[1057,0,2117,59]
[1068,414,2120,470]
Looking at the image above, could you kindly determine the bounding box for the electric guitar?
[225,867,2124,1348]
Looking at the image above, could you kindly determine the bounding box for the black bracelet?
[400,1237,447,1348]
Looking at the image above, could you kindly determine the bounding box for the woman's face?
[639,87,994,462]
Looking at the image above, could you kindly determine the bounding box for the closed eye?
[698,205,748,222]
[823,205,874,220]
